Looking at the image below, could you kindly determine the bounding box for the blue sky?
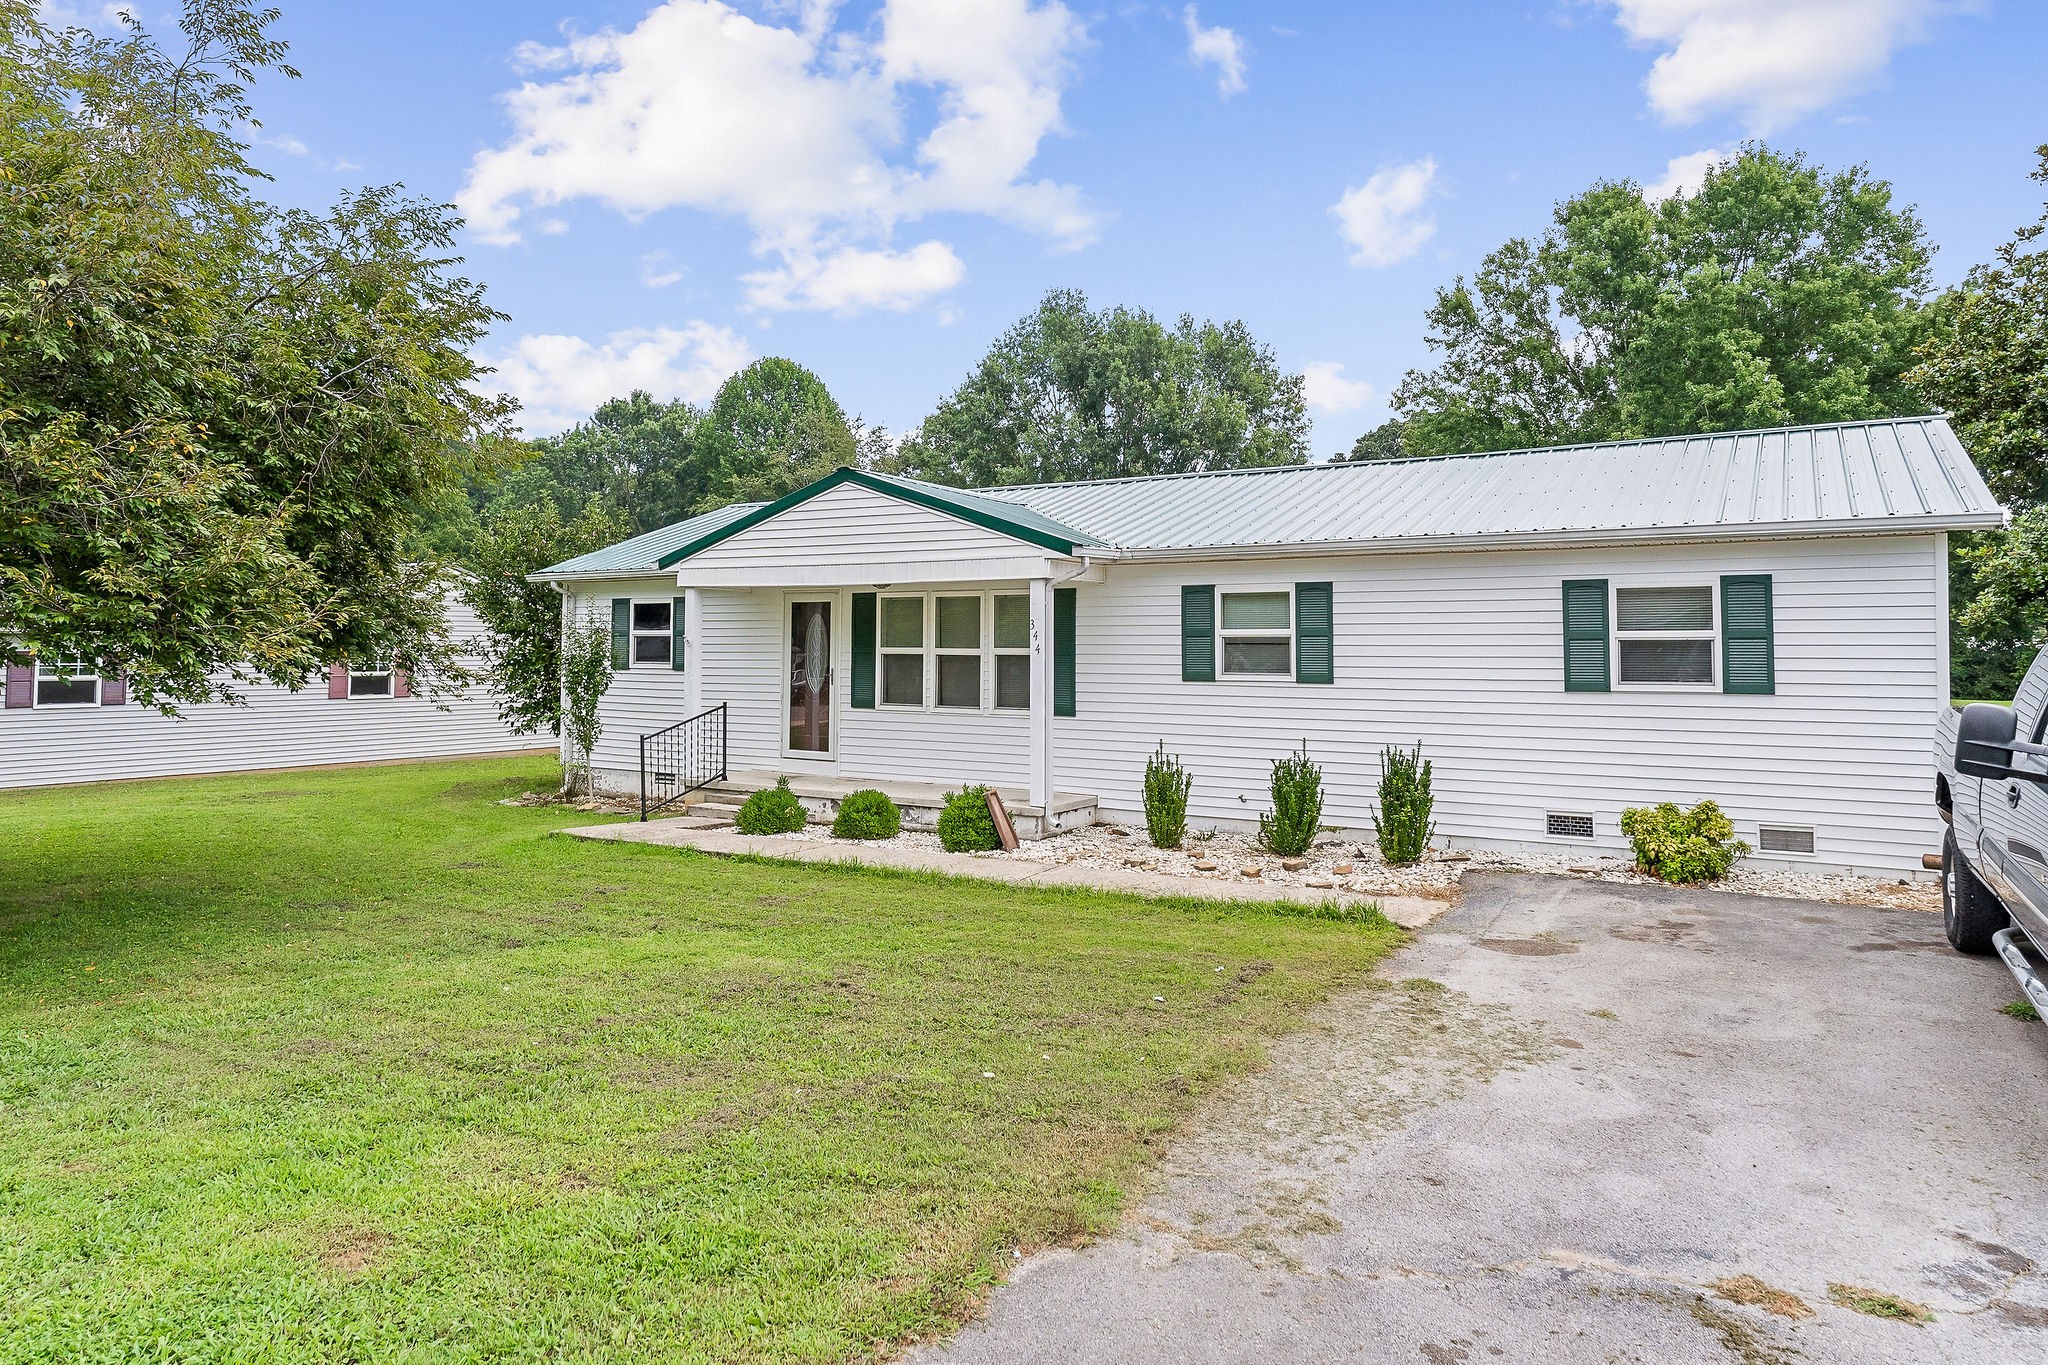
[136,0,2048,452]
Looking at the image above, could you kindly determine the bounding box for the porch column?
[683,586,703,716]
[1029,576,1054,810]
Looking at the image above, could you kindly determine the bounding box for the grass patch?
[1828,1283,1934,1324]
[2000,999,2041,1021]
[0,756,1399,1362]
[1711,1274,1813,1320]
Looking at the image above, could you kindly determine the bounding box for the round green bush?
[832,788,902,840]
[734,778,808,835]
[936,785,1000,852]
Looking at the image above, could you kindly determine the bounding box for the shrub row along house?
[0,598,538,790]
[531,417,2003,875]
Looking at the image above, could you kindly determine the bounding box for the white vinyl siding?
[0,601,536,790]
[1053,536,1947,874]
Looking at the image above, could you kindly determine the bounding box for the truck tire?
[1943,829,2007,955]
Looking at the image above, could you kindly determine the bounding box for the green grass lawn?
[0,756,1398,1363]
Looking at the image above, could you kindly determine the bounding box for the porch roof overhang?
[672,553,1106,589]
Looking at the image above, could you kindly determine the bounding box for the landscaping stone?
[1280,857,1307,872]
[1305,877,1334,889]
[1332,862,1354,875]
[1193,858,1217,872]
[1241,866,1262,878]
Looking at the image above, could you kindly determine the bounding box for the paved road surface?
[918,873,2048,1363]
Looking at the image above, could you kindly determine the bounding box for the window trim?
[932,593,985,711]
[1611,582,1718,691]
[1216,585,1296,681]
[992,592,1031,711]
[627,598,675,669]
[345,661,395,700]
[872,589,1035,715]
[32,657,101,708]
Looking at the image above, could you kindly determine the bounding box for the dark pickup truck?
[1935,667,2048,1016]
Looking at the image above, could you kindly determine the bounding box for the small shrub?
[734,778,808,835]
[832,788,902,840]
[1619,800,1749,883]
[1371,743,1434,865]
[937,785,1000,852]
[1142,742,1193,848]
[1258,741,1324,858]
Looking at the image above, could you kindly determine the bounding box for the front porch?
[682,769,1098,840]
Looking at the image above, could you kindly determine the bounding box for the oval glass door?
[788,600,832,753]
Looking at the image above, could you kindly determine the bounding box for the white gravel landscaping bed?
[758,821,1941,913]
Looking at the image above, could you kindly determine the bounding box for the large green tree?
[1392,146,1934,456]
[895,288,1309,486]
[0,2,516,709]
[493,391,709,534]
[1910,146,2048,698]
[697,358,858,507]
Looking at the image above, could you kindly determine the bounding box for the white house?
[2,598,542,790]
[532,417,2003,875]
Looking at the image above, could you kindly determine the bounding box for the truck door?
[1991,666,2048,917]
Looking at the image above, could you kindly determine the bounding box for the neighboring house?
[531,417,2003,874]
[2,598,541,791]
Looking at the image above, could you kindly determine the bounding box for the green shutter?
[849,592,876,709]
[1721,574,1774,694]
[1054,587,1077,717]
[1562,580,1609,692]
[610,598,630,670]
[670,597,687,671]
[1181,585,1215,682]
[1295,582,1333,684]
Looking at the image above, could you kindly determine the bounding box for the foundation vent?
[1758,825,1816,855]
[1546,812,1595,841]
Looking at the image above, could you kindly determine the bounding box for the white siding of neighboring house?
[576,533,1947,874]
[1056,534,1947,875]
[1,600,541,791]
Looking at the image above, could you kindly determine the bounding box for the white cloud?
[1331,158,1438,268]
[476,323,752,435]
[1301,362,1373,414]
[260,132,310,156]
[1598,0,1964,132]
[1643,147,1726,201]
[640,251,685,288]
[1183,5,1247,97]
[742,241,965,315]
[458,0,1090,314]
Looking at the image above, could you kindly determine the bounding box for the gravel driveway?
[917,872,2048,1364]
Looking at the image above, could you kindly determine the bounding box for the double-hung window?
[1219,590,1293,677]
[879,595,925,706]
[34,658,99,707]
[993,594,1030,710]
[934,595,982,709]
[630,601,673,666]
[1614,585,1715,687]
[347,662,394,698]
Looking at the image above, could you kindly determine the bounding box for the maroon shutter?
[4,664,31,709]
[393,667,411,698]
[100,675,127,706]
[328,662,349,699]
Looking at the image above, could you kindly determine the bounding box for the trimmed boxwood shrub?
[832,788,902,840]
[936,785,1000,852]
[1619,800,1749,883]
[734,777,807,835]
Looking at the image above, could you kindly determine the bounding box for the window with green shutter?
[609,598,630,670]
[1295,582,1333,684]
[1562,579,1610,692]
[671,596,687,671]
[849,592,876,708]
[1181,585,1216,682]
[1054,587,1076,716]
[1721,574,1774,694]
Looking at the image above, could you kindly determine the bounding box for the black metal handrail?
[639,703,728,821]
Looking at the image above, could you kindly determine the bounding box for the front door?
[786,599,833,755]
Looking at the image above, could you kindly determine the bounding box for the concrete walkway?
[556,817,1449,929]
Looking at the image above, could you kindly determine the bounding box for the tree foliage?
[460,499,629,737]
[497,391,710,535]
[698,358,860,507]
[0,2,517,709]
[1911,146,2048,696]
[895,288,1309,486]
[1340,418,1409,462]
[1393,146,1934,456]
